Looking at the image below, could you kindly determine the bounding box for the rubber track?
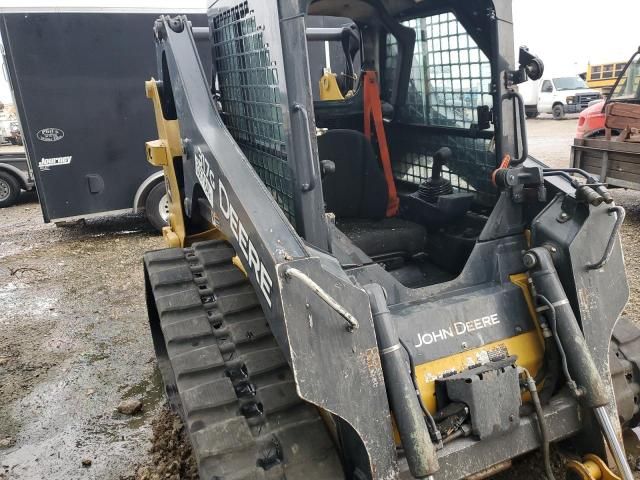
[144,240,343,479]
[611,317,640,427]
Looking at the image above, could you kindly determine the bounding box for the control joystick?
[419,147,454,203]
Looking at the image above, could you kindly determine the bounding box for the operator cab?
[307,4,497,288]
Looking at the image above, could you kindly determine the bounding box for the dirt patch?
[123,407,198,480]
[616,190,640,322]
[491,447,567,479]
[526,116,579,169]
[0,194,165,479]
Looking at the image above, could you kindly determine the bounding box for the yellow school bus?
[586,61,627,92]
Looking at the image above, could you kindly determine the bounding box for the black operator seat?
[317,129,426,258]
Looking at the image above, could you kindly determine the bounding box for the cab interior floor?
[386,257,456,288]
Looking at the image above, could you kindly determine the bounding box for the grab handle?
[587,206,625,270]
[292,103,318,192]
[502,91,528,165]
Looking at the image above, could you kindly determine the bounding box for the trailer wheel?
[145,182,169,232]
[0,171,20,208]
[552,104,565,120]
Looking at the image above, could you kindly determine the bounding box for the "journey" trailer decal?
[38,155,72,171]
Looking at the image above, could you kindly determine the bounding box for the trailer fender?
[133,171,164,213]
[0,162,32,190]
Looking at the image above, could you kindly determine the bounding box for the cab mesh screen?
[388,129,495,203]
[384,12,497,200]
[211,2,296,224]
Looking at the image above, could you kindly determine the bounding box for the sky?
[512,0,640,74]
[0,0,639,103]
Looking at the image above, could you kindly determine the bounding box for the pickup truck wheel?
[0,171,20,208]
[552,104,565,120]
[145,182,170,232]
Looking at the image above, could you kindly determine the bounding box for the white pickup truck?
[519,75,602,120]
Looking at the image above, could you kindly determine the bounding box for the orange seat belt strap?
[363,71,400,217]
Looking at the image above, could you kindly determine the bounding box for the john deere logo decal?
[36,128,64,142]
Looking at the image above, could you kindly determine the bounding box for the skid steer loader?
[142,1,640,479]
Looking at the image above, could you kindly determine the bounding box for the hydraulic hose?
[536,295,580,398]
[524,247,634,480]
[524,248,608,408]
[537,335,561,406]
[399,337,440,444]
[366,284,439,478]
[520,368,555,480]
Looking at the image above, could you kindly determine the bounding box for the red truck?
[576,47,640,138]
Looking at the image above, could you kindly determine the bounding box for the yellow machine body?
[319,69,346,101]
[145,79,186,248]
[145,79,222,249]
[386,273,546,449]
[567,454,622,480]
[415,273,545,414]
[415,331,544,413]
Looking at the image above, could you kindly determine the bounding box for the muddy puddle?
[1,201,164,479]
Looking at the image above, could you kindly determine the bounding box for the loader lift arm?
[146,15,399,479]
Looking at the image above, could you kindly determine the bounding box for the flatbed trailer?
[571,137,640,190]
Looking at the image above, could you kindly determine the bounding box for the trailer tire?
[552,104,565,120]
[0,171,20,208]
[145,181,170,232]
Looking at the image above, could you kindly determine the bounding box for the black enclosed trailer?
[0,8,209,228]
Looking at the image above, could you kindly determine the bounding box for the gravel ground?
[526,115,580,168]
[0,192,164,479]
[1,117,639,479]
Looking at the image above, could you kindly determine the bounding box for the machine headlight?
[566,96,576,105]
